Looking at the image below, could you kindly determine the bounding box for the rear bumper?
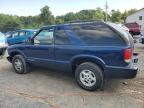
[104,66,138,79]
[104,53,138,79]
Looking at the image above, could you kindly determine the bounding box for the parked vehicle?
[6,29,37,45]
[6,21,138,91]
[0,32,7,55]
[124,22,141,35]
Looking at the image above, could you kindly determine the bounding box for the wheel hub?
[14,59,23,72]
[80,70,96,87]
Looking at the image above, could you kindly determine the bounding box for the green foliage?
[40,6,55,25]
[0,14,21,32]
[0,5,138,32]
[110,10,123,23]
[55,16,64,24]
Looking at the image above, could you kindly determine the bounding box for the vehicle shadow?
[31,67,122,92]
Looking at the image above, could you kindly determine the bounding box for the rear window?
[107,22,133,47]
[125,23,139,28]
[70,23,125,46]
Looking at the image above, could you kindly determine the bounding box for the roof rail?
[65,19,104,24]
[42,19,105,28]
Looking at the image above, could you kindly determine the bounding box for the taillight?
[124,48,133,63]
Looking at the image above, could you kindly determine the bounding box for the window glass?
[70,23,125,46]
[5,33,12,37]
[34,29,54,45]
[139,16,142,20]
[19,31,26,36]
[12,32,19,37]
[55,26,70,45]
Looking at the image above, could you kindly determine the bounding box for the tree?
[110,10,123,23]
[55,16,64,24]
[40,6,55,25]
[121,10,128,22]
[64,12,78,22]
[127,9,137,15]
[94,8,105,20]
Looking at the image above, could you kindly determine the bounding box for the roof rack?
[65,19,104,24]
[42,19,105,28]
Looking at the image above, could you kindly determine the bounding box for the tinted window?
[55,26,70,45]
[34,29,54,45]
[107,22,133,46]
[70,23,125,46]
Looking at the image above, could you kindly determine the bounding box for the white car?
[0,32,7,55]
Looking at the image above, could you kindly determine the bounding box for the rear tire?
[12,54,30,74]
[75,62,104,91]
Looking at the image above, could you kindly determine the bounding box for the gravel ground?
[0,43,144,108]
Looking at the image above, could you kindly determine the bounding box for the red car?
[125,22,141,35]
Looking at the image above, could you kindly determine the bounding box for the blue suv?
[6,29,37,45]
[7,21,138,91]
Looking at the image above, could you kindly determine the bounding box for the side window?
[55,26,70,45]
[12,32,19,38]
[34,29,54,45]
[71,23,125,46]
[19,31,26,36]
[139,16,142,20]
[6,33,12,38]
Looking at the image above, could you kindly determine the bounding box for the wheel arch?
[9,50,26,62]
[71,55,105,73]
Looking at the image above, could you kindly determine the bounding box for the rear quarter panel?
[54,45,128,71]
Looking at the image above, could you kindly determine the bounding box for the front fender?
[8,49,26,59]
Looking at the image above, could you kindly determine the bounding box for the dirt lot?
[0,43,144,108]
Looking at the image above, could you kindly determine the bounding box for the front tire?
[12,55,30,74]
[75,62,104,91]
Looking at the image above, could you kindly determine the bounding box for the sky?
[0,0,144,16]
